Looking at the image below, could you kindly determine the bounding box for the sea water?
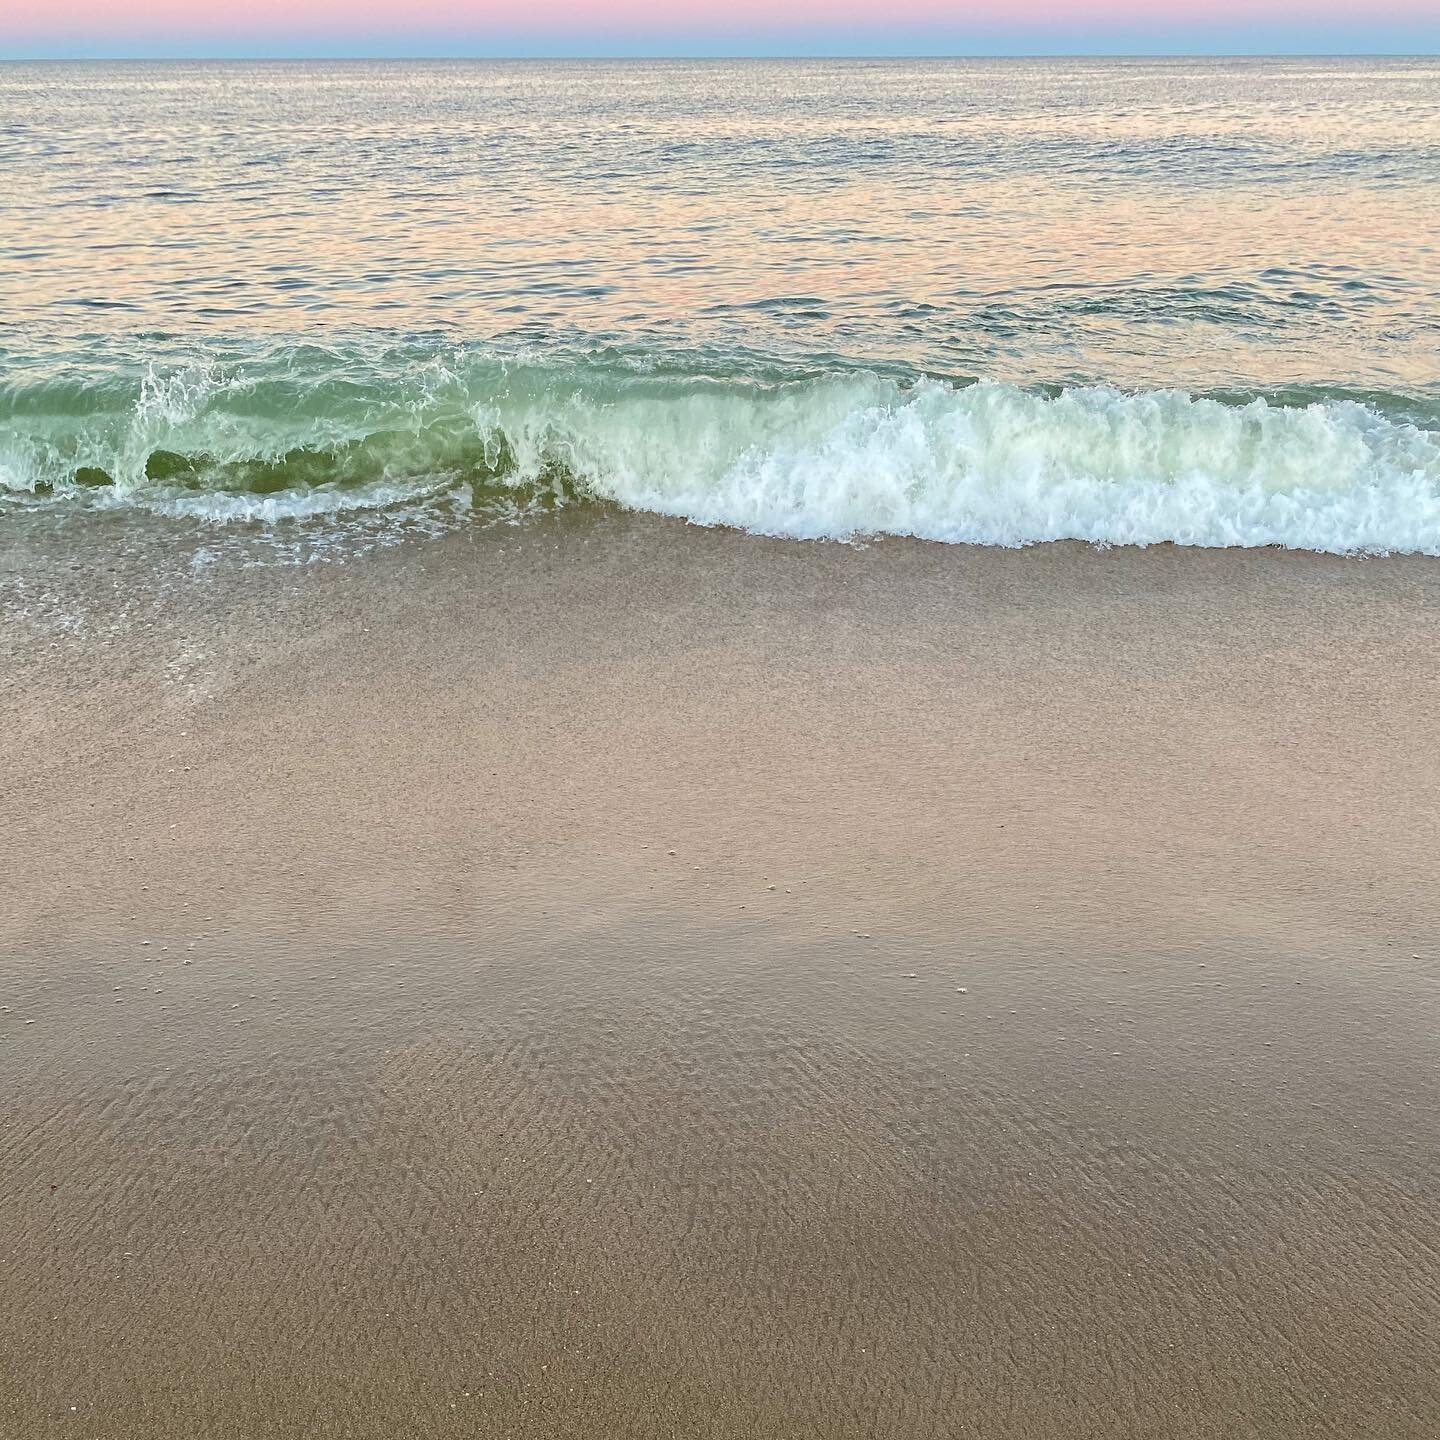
[2,58,1438,552]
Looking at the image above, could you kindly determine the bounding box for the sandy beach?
[2,512,1438,1437]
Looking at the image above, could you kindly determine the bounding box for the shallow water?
[3,58,1439,551]
[5,514,1440,1438]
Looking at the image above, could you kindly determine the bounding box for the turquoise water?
[3,58,1438,550]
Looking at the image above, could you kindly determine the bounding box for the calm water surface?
[2,59,1438,552]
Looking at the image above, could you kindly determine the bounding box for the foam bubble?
[479,369,1440,554]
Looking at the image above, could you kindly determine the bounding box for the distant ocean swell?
[3,349,1439,555]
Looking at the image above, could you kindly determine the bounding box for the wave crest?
[3,349,1438,553]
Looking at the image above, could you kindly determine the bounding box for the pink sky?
[5,0,1436,53]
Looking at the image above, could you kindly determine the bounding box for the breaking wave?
[3,346,1438,554]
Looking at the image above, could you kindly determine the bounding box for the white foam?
[480,375,1440,554]
[5,357,1439,554]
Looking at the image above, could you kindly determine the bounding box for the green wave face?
[3,345,1439,554]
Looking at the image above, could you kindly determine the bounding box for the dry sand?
[3,511,1439,1437]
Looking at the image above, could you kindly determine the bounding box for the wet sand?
[3,513,1439,1438]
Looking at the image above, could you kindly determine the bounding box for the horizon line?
[4,49,1437,61]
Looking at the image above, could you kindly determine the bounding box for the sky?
[3,0,1437,58]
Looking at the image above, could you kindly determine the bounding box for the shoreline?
[4,515,1439,1437]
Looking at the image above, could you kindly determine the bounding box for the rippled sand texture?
[4,517,1440,1437]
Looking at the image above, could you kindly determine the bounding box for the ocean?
[3,56,1439,558]
[7,57,1440,1439]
